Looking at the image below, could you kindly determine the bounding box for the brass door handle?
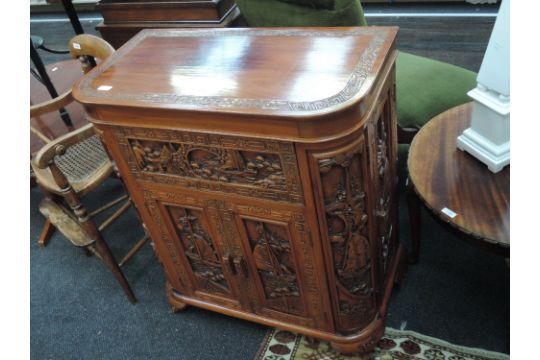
[222,253,236,275]
[233,256,248,278]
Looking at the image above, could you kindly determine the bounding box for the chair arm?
[32,123,97,169]
[69,34,115,62]
[30,90,73,118]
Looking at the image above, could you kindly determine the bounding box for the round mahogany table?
[406,102,510,263]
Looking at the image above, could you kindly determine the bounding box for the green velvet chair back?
[234,0,367,27]
[234,0,477,148]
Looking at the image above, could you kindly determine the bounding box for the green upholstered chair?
[234,0,477,144]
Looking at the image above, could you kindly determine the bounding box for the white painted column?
[457,0,510,173]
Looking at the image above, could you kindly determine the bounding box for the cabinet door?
[232,205,325,330]
[142,189,242,309]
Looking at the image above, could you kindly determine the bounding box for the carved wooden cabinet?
[73,27,406,353]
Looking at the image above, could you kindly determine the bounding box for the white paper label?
[97,85,113,91]
[72,42,81,50]
[441,207,457,218]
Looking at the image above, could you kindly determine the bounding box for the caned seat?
[31,125,112,196]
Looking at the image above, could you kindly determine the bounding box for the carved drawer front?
[142,190,242,308]
[234,205,324,329]
[112,127,304,204]
[371,87,398,283]
[308,135,378,334]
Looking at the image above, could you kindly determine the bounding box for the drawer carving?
[130,140,287,189]
[113,127,303,203]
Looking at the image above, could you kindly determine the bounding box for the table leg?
[406,177,421,264]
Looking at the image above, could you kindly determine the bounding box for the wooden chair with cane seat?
[30,35,149,303]
[30,34,115,146]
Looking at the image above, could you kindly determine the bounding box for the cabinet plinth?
[74,27,405,353]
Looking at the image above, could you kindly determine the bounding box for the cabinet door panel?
[233,205,324,329]
[162,204,231,296]
[142,189,242,308]
[241,217,304,316]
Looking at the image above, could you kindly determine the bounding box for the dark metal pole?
[30,39,73,128]
[61,0,97,67]
[61,0,84,35]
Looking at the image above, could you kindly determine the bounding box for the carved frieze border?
[113,127,304,204]
[79,28,391,112]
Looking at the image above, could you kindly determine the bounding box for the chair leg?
[35,186,62,247]
[406,177,421,264]
[38,219,55,247]
[46,163,137,303]
[93,239,137,303]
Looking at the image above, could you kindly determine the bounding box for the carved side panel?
[310,137,377,333]
[111,127,303,203]
[374,88,397,279]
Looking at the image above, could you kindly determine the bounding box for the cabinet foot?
[171,301,189,313]
[329,318,385,355]
[166,281,189,313]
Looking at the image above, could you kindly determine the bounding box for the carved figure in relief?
[131,139,173,172]
[319,150,372,295]
[247,221,299,299]
[376,127,388,178]
[169,207,228,292]
[129,139,287,189]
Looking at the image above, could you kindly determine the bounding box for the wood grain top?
[408,103,509,247]
[73,27,397,118]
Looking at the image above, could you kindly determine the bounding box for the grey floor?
[30,5,508,359]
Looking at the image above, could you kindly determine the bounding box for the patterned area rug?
[255,328,509,360]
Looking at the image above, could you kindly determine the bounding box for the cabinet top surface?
[73,27,397,117]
